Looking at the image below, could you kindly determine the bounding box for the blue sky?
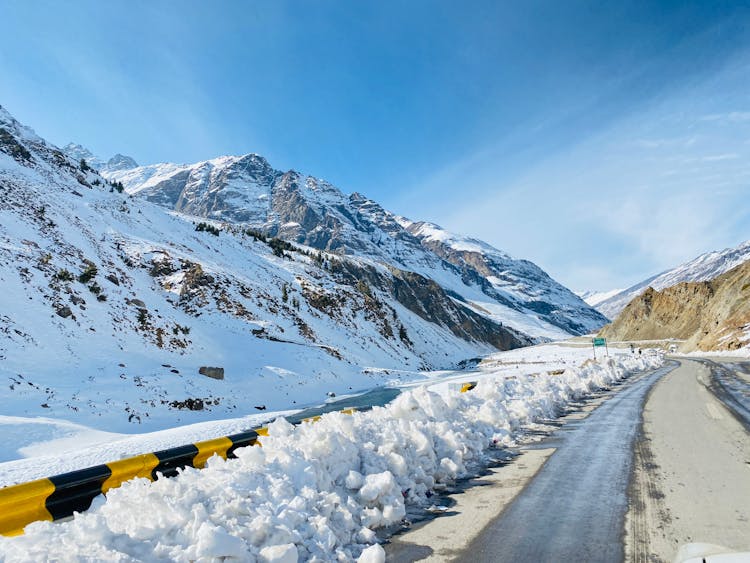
[1,1,749,291]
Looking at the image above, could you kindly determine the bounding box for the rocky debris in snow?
[55,306,72,318]
[126,298,147,309]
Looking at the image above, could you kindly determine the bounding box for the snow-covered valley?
[0,344,662,561]
[0,104,608,447]
[0,103,642,561]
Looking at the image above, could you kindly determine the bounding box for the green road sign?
[592,337,606,347]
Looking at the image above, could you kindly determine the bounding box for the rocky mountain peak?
[98,149,608,339]
[593,239,750,320]
[599,260,750,352]
[62,143,138,173]
[106,153,139,171]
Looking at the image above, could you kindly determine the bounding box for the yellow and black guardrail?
[0,428,266,537]
[0,382,477,537]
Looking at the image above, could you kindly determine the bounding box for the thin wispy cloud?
[414,54,750,290]
[1,1,748,293]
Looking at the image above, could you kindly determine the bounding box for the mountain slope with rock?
[400,220,609,336]
[1,105,534,435]
[599,260,750,352]
[594,240,750,319]
[63,142,139,174]
[97,149,606,340]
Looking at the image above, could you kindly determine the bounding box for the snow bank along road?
[388,358,750,563]
[0,351,660,562]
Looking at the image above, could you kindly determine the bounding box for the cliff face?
[599,261,750,352]
[94,148,608,340]
[593,239,750,320]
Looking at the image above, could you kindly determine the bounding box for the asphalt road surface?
[626,358,750,561]
[387,358,750,562]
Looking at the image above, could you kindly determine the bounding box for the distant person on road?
[638,348,642,356]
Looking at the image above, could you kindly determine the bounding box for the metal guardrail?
[0,382,477,537]
[0,427,265,536]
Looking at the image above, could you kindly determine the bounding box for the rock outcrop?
[599,260,750,352]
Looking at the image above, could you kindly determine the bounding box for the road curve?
[451,362,678,563]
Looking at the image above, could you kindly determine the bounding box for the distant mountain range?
[600,259,750,352]
[576,289,624,309]
[63,142,139,173]
[589,240,750,320]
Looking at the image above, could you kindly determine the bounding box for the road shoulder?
[385,373,647,562]
[385,447,554,562]
[625,359,750,562]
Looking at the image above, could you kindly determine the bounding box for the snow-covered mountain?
[600,260,750,352]
[62,142,138,173]
[576,289,624,309]
[400,220,608,336]
[595,240,750,319]
[0,103,610,436]
[2,106,535,434]
[93,149,607,339]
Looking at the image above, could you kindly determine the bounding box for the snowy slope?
[0,344,652,486]
[401,220,609,336]
[596,240,750,319]
[1,105,532,442]
[576,288,624,309]
[93,147,607,339]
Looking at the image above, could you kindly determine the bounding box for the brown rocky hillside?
[599,260,750,352]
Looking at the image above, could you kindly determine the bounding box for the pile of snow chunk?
[0,353,661,562]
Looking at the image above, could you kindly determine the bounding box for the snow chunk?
[357,543,385,563]
[260,543,298,563]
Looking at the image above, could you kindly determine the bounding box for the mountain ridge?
[599,260,750,352]
[593,240,750,319]
[80,144,607,339]
[1,106,537,434]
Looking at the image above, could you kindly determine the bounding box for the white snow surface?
[397,218,512,259]
[576,289,624,309]
[0,346,662,562]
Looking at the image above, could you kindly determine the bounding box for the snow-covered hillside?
[401,220,608,336]
[0,345,662,561]
[595,240,750,319]
[576,289,623,309]
[1,105,535,438]
[62,142,138,174]
[94,147,607,340]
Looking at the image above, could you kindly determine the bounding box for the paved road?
[626,359,750,561]
[387,359,750,562]
[452,362,678,563]
[694,358,750,430]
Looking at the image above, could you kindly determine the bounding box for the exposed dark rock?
[55,306,72,318]
[198,366,224,380]
[127,298,147,309]
[168,397,206,411]
[0,127,32,163]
